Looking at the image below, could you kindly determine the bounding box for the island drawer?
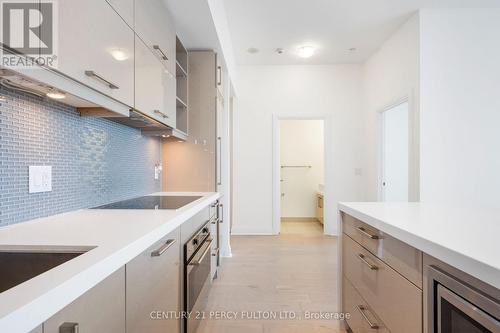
[343,234,422,333]
[343,276,390,333]
[342,212,423,288]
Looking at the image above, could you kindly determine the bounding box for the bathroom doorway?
[278,119,325,235]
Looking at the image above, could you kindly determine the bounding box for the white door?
[381,102,409,201]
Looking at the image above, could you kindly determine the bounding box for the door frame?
[377,92,419,201]
[272,114,334,235]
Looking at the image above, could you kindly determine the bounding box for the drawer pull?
[357,226,379,239]
[357,253,378,270]
[84,70,119,89]
[153,45,168,61]
[154,110,169,118]
[151,239,176,257]
[356,305,379,329]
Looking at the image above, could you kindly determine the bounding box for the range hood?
[0,68,98,108]
[0,68,187,141]
[105,110,188,141]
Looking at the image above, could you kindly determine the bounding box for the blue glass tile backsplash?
[0,86,162,226]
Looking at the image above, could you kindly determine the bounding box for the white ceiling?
[223,0,500,65]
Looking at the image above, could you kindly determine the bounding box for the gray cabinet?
[163,51,219,192]
[43,267,126,333]
[341,213,423,333]
[126,227,181,333]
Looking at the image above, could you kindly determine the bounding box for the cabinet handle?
[59,322,79,333]
[84,70,119,89]
[356,305,379,329]
[357,226,379,239]
[357,253,378,270]
[217,66,222,86]
[219,204,223,224]
[217,137,222,185]
[212,247,220,256]
[153,45,168,61]
[154,110,169,118]
[151,239,176,257]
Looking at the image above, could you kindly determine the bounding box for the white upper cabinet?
[135,36,176,127]
[135,0,176,74]
[106,0,134,28]
[57,0,134,108]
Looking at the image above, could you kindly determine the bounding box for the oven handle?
[189,238,213,266]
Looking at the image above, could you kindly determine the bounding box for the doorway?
[278,119,325,235]
[380,101,409,201]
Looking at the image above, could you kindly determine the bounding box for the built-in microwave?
[426,263,500,332]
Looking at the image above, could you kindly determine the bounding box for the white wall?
[232,65,365,235]
[280,120,324,218]
[362,14,420,202]
[419,9,500,208]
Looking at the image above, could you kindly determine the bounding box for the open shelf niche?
[176,36,188,135]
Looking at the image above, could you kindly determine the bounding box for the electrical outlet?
[29,166,52,193]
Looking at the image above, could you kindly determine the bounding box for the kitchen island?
[339,202,500,333]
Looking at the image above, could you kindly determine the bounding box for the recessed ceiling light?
[297,46,315,58]
[275,48,284,54]
[109,48,129,61]
[247,47,259,54]
[0,95,6,102]
[348,47,357,52]
[46,90,66,99]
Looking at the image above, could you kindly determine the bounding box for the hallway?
[197,221,346,333]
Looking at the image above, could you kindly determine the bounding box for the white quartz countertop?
[338,202,500,290]
[0,192,220,333]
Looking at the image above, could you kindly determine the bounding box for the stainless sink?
[0,246,93,294]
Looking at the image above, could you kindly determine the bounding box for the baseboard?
[230,232,276,236]
[281,217,319,222]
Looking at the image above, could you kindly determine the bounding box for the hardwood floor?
[196,221,346,333]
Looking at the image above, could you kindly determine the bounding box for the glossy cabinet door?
[135,35,176,127]
[135,0,176,74]
[43,267,126,333]
[57,0,134,108]
[343,276,390,333]
[106,0,134,27]
[126,227,181,333]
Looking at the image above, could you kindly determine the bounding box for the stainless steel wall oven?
[184,222,212,333]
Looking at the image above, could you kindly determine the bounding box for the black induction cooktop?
[93,196,202,210]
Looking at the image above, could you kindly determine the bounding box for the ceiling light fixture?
[275,48,284,54]
[297,46,315,58]
[247,47,259,54]
[109,48,129,61]
[0,95,6,102]
[46,90,66,99]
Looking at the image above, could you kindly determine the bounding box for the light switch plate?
[29,166,52,193]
